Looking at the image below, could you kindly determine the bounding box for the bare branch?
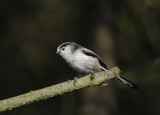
[0,67,120,113]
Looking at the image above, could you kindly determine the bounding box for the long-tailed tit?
[56,42,138,89]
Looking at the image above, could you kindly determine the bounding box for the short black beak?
[56,51,59,55]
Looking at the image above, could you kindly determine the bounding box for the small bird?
[56,42,138,89]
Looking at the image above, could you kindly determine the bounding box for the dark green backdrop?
[0,0,160,115]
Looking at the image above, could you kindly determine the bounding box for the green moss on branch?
[0,67,120,113]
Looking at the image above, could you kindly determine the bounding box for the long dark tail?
[117,76,138,89]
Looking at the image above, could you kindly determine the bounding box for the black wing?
[82,49,107,70]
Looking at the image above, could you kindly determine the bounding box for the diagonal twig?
[0,67,120,113]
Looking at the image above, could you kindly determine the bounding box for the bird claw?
[90,73,95,80]
[73,74,83,86]
[73,77,78,86]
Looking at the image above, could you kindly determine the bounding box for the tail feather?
[117,76,138,89]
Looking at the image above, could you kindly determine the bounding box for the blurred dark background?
[0,0,160,115]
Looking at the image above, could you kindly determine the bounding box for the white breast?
[67,51,101,74]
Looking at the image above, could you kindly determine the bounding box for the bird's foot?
[73,77,78,86]
[73,74,83,86]
[90,73,95,80]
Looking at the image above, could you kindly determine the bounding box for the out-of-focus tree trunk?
[95,26,117,68]
[78,1,119,115]
[79,26,118,115]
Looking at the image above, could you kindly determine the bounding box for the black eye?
[61,47,65,51]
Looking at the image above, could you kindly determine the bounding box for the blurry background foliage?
[0,0,160,115]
